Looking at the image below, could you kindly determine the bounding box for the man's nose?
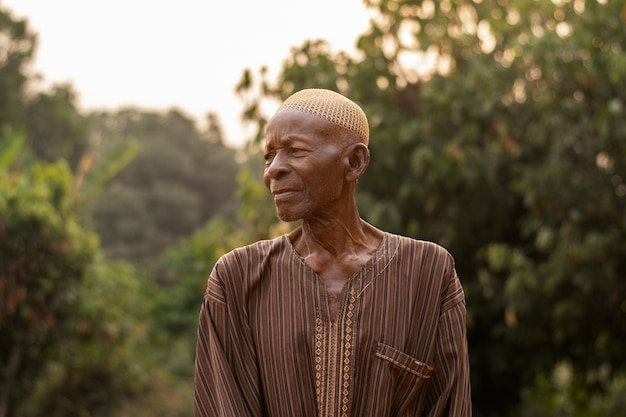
[265,152,290,179]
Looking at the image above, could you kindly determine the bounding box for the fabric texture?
[193,231,471,417]
[274,89,370,146]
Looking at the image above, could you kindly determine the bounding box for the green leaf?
[0,128,25,170]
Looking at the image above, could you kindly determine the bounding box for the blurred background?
[1,0,625,416]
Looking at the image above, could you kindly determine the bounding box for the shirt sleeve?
[424,269,472,417]
[193,265,263,417]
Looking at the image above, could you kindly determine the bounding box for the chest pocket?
[375,342,434,415]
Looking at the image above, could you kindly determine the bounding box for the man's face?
[263,110,348,222]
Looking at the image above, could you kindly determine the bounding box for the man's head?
[263,89,370,222]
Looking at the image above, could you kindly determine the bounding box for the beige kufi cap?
[274,89,369,146]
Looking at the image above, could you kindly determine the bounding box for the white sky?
[1,0,373,147]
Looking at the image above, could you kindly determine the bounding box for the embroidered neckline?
[280,232,400,417]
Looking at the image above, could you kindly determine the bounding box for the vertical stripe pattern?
[193,231,471,416]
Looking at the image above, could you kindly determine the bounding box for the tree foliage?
[0,6,91,172]
[237,1,626,415]
[0,132,163,417]
[0,147,98,416]
[85,109,240,266]
[0,8,174,414]
[25,85,90,170]
[18,260,155,417]
[0,7,34,130]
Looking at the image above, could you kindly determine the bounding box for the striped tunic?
[194,231,471,416]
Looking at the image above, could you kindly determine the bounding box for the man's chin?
[277,213,299,223]
[275,207,304,223]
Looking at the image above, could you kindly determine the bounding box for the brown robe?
[194,231,471,416]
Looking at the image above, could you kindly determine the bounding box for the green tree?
[25,84,90,170]
[85,109,240,266]
[237,1,626,415]
[0,5,237,415]
[20,260,154,417]
[1,6,90,172]
[0,132,154,417]
[0,6,35,130]
[0,145,98,416]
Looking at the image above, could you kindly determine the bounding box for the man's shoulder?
[387,233,461,302]
[389,232,453,259]
[220,235,288,263]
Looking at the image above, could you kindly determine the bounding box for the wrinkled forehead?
[271,89,369,146]
[264,109,342,150]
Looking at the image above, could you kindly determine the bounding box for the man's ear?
[344,142,370,182]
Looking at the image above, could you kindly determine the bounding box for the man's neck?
[298,214,367,258]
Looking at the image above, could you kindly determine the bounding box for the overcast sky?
[2,0,372,147]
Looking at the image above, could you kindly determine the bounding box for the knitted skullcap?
[274,89,369,146]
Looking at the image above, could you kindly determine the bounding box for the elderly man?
[193,89,471,416]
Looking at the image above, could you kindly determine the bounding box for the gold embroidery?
[314,292,356,417]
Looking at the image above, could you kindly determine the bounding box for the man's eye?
[264,153,274,163]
